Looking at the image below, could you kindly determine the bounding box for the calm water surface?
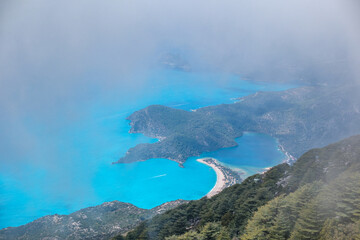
[200,132,286,178]
[0,69,292,228]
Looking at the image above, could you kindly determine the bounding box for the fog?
[1,1,360,230]
[0,0,359,163]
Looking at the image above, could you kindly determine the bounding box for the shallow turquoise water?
[0,69,293,228]
[199,132,286,178]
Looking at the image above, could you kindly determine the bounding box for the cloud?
[0,0,359,165]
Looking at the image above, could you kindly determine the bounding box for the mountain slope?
[0,200,186,240]
[121,135,360,240]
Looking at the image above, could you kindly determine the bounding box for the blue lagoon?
[0,69,293,228]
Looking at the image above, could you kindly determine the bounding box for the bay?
[0,68,292,228]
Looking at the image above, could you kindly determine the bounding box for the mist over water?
[1,0,359,229]
[0,69,291,228]
[1,0,359,152]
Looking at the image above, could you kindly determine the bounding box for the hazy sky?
[1,1,359,85]
[0,0,359,163]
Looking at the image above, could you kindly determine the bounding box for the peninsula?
[115,84,360,166]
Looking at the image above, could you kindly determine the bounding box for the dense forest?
[116,135,360,240]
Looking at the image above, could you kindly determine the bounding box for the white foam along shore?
[278,144,297,164]
[197,158,227,198]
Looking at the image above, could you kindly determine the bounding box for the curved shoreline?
[197,158,239,198]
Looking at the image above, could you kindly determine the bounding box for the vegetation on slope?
[119,135,360,240]
[116,84,360,165]
[0,200,186,240]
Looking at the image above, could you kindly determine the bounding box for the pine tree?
[241,196,282,240]
[199,222,221,240]
[215,228,231,240]
[167,231,201,240]
[319,219,360,240]
[271,183,321,239]
[289,200,323,240]
[270,210,291,240]
[334,174,360,222]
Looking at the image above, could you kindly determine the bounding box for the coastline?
[278,144,297,164]
[197,158,241,198]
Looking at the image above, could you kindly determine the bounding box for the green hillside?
[0,200,186,240]
[119,135,360,240]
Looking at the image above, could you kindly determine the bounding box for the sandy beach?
[197,158,227,198]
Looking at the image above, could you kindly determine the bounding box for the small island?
[197,158,241,197]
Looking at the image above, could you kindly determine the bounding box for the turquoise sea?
[0,69,292,228]
[199,132,287,178]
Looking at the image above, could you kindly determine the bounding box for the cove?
[0,68,294,228]
[199,132,287,178]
